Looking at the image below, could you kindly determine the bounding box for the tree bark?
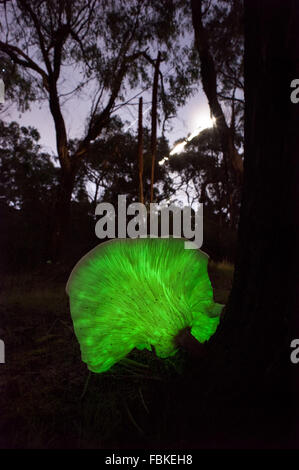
[225,0,298,444]
[150,51,161,203]
[137,97,144,204]
[175,0,298,447]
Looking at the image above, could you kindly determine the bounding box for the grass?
[0,260,234,449]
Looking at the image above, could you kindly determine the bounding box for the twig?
[123,398,144,435]
[139,387,149,414]
[80,370,91,400]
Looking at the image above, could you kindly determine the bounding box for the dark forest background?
[0,0,298,450]
[0,0,243,271]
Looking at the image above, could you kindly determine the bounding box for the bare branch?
[217,93,244,104]
[18,0,52,75]
[0,40,49,86]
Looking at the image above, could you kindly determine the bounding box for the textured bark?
[223,0,298,443]
[175,0,298,447]
[222,0,298,373]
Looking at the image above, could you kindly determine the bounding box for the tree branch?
[217,93,244,104]
[75,49,148,159]
[0,40,49,88]
[191,0,243,178]
[19,0,53,76]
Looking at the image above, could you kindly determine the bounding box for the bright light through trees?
[159,115,216,165]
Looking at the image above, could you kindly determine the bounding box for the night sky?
[4,64,210,161]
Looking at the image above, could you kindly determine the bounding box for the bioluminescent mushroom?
[66,238,223,373]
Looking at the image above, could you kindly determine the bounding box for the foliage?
[168,127,232,220]
[0,120,58,209]
[85,121,173,206]
[0,0,196,130]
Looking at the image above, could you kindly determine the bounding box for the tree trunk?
[175,0,298,447]
[150,51,161,203]
[50,165,76,261]
[137,97,144,204]
[191,0,243,228]
[225,0,298,444]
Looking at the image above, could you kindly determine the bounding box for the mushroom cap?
[66,237,223,373]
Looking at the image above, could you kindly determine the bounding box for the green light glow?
[66,238,222,373]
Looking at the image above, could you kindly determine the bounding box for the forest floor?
[0,261,234,449]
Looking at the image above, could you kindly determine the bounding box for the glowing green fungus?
[66,238,223,373]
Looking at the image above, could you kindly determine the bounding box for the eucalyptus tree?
[190,0,244,226]
[85,120,173,209]
[0,0,192,258]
